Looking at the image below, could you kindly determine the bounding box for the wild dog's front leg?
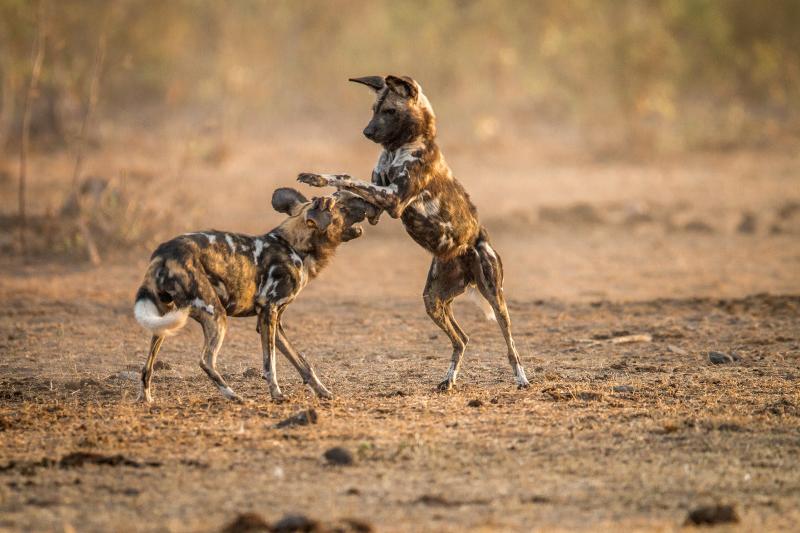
[298,173,407,218]
[258,305,285,402]
[276,324,333,400]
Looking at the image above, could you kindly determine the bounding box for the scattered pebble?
[275,409,318,429]
[709,351,734,364]
[242,367,261,378]
[612,385,635,393]
[684,504,739,525]
[153,360,171,371]
[272,514,321,533]
[683,220,715,233]
[222,512,271,533]
[467,399,484,408]
[737,212,757,234]
[323,446,354,466]
[577,391,603,401]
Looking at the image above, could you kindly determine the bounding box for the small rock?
[737,212,757,234]
[684,504,739,525]
[709,351,734,364]
[612,385,635,393]
[222,512,271,533]
[337,518,374,532]
[667,345,688,356]
[577,391,603,401]
[242,367,261,379]
[275,409,318,429]
[683,220,715,233]
[467,399,484,408]
[153,360,171,371]
[272,514,321,533]
[323,446,354,466]
[345,487,361,495]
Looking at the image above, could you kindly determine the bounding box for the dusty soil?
[1,132,799,531]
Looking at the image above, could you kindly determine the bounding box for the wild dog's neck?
[273,216,313,254]
[383,136,436,158]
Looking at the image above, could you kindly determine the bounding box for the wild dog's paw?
[297,173,329,187]
[436,379,456,393]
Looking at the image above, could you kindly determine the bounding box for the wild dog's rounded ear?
[272,187,308,216]
[348,76,386,92]
[385,75,418,100]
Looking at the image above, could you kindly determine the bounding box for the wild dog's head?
[349,75,436,150]
[272,187,379,244]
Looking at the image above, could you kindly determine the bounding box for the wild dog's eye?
[383,108,396,115]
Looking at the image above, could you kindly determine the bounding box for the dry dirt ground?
[0,132,799,531]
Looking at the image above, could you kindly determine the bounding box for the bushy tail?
[133,260,190,336]
[134,295,189,336]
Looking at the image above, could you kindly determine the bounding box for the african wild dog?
[299,75,530,391]
[133,188,378,402]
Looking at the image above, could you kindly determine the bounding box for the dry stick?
[18,0,47,257]
[71,22,109,266]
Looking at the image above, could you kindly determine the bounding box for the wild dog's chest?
[255,242,309,308]
[372,147,420,186]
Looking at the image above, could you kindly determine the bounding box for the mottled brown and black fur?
[299,75,530,390]
[133,188,378,402]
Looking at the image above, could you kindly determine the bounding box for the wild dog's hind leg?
[472,240,530,388]
[423,257,469,392]
[140,335,165,403]
[258,304,285,401]
[197,310,242,402]
[276,323,333,399]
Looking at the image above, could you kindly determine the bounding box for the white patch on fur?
[192,298,214,315]
[225,234,236,253]
[438,233,453,251]
[220,386,239,400]
[260,265,278,300]
[445,362,458,382]
[134,299,189,335]
[515,365,530,387]
[290,250,302,268]
[481,241,498,261]
[205,233,217,244]
[391,146,420,168]
[253,239,264,263]
[466,287,496,321]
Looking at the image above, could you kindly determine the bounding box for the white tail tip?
[134,299,189,336]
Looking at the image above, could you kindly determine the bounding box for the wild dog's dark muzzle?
[363,125,378,141]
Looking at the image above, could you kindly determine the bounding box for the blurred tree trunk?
[71,5,116,265]
[18,0,47,256]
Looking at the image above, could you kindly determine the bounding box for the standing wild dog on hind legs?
[299,75,530,391]
[133,188,378,402]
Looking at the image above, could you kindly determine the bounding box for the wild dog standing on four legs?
[299,74,530,391]
[133,188,378,402]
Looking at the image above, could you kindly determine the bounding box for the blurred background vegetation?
[1,0,799,155]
